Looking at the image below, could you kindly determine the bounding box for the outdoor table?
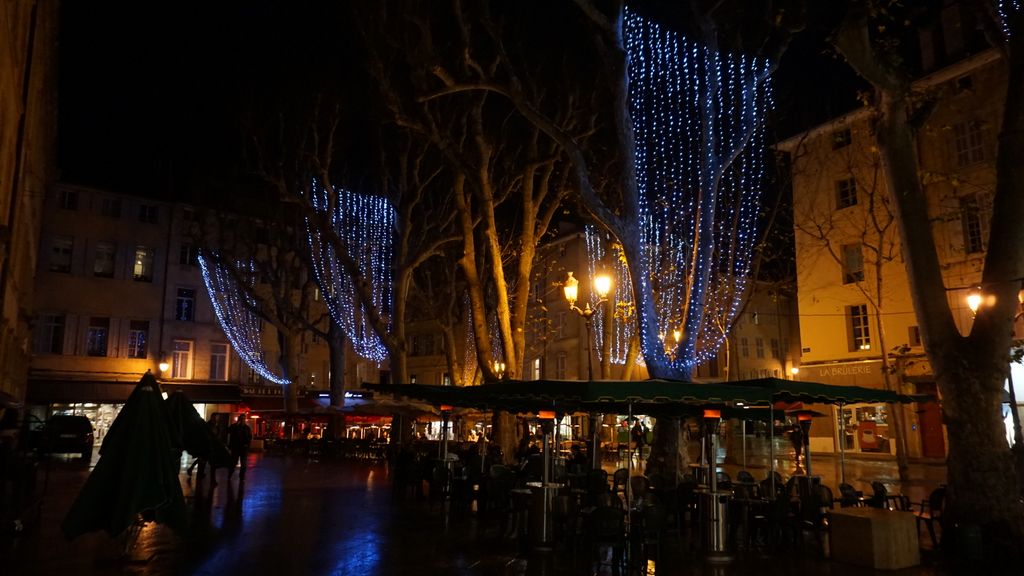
[830,507,920,569]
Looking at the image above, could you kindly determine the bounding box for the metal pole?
[741,419,747,470]
[1009,371,1023,448]
[584,317,594,381]
[769,403,776,497]
[591,413,601,470]
[838,403,846,485]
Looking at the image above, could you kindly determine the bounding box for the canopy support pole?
[741,419,747,470]
[838,402,846,485]
[769,403,776,497]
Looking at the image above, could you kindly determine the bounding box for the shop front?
[800,359,942,459]
[26,377,241,447]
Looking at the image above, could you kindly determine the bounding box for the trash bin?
[699,490,730,557]
[526,481,563,550]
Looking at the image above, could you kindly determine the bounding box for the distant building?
[27,184,331,437]
[779,20,1011,459]
[0,0,57,407]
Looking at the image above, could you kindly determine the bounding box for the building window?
[33,314,65,354]
[848,304,871,351]
[175,288,196,321]
[952,120,984,166]
[755,337,765,359]
[555,311,567,339]
[179,243,199,266]
[58,189,78,210]
[835,178,857,209]
[411,333,435,356]
[532,358,542,380]
[555,353,567,379]
[127,320,149,359]
[210,343,229,381]
[86,317,110,357]
[138,204,159,223]
[770,338,780,359]
[93,242,116,278]
[909,325,922,347]
[100,197,121,218]
[49,236,73,273]
[842,243,865,284]
[740,337,749,358]
[960,194,984,254]
[133,246,154,282]
[832,128,852,150]
[171,340,193,379]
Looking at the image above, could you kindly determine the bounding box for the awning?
[741,377,929,404]
[364,377,931,415]
[28,378,241,404]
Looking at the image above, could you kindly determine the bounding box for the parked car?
[41,415,94,459]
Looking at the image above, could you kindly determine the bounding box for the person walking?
[227,415,253,482]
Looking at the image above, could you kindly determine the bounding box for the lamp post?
[562,271,612,381]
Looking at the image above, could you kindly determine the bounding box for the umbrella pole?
[626,401,633,566]
[769,403,776,497]
[742,419,747,470]
[839,403,846,485]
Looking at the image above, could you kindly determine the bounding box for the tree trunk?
[328,321,346,408]
[278,330,302,414]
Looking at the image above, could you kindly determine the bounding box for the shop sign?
[806,360,884,388]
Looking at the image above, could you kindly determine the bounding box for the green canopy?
[740,377,927,405]
[365,376,930,416]
[365,379,772,415]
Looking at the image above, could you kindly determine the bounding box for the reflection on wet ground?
[7,452,949,575]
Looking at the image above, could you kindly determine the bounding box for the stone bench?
[830,507,920,570]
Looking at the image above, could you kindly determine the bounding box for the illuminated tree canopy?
[305,179,396,363]
[198,252,290,385]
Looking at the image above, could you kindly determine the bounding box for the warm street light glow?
[493,361,506,378]
[159,361,170,373]
[563,272,579,307]
[703,409,721,419]
[538,410,556,420]
[672,329,681,342]
[790,367,800,376]
[594,273,612,299]
[967,287,983,314]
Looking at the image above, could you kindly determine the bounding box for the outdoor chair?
[612,468,629,499]
[634,502,669,565]
[584,505,627,574]
[586,469,610,507]
[737,470,756,484]
[715,471,732,490]
[914,485,947,548]
[866,481,889,509]
[837,483,864,507]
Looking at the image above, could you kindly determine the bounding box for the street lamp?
[967,286,983,315]
[563,271,612,381]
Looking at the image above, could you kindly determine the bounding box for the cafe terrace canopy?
[363,377,927,415]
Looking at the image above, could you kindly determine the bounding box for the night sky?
[57,2,863,201]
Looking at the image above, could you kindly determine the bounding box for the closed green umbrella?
[165,391,232,469]
[62,372,187,539]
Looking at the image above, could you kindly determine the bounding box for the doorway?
[916,382,945,459]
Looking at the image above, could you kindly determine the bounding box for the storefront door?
[916,383,945,458]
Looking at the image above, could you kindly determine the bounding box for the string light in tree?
[999,1,1021,37]
[462,292,478,385]
[623,8,773,371]
[304,179,395,363]
[198,252,290,385]
[584,226,643,367]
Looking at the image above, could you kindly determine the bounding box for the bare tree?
[830,1,1024,552]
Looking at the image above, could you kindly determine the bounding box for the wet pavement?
[4,450,950,575]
